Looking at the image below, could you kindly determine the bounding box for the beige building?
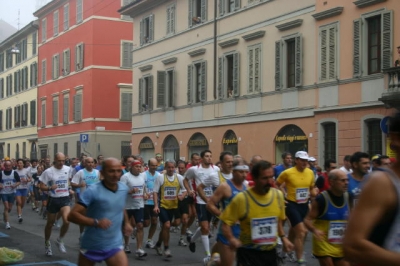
[0,21,39,160]
[120,0,397,165]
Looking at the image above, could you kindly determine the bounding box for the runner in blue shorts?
[0,160,21,229]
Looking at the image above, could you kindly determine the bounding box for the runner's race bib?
[132,186,143,199]
[147,188,153,200]
[251,217,277,245]
[295,188,309,203]
[204,186,213,198]
[164,186,177,200]
[55,180,68,194]
[328,221,346,244]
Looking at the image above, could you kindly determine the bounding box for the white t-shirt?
[71,168,100,194]
[120,172,146,209]
[202,171,232,187]
[339,166,352,174]
[16,168,31,190]
[153,173,186,195]
[39,165,70,198]
[185,165,220,204]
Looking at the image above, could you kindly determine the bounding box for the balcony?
[380,67,400,110]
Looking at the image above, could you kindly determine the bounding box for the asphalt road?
[0,205,320,266]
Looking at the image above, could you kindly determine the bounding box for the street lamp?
[11,46,20,54]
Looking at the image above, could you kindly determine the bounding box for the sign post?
[80,134,89,143]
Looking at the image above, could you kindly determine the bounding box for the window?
[62,49,70,75]
[15,42,21,64]
[14,70,21,93]
[0,53,4,72]
[75,43,84,71]
[30,62,38,87]
[32,32,37,55]
[52,54,60,79]
[323,122,336,161]
[21,38,27,61]
[0,78,3,99]
[6,75,12,96]
[22,142,26,158]
[121,141,131,158]
[248,44,261,93]
[319,23,338,81]
[166,4,176,35]
[138,76,153,112]
[73,93,82,122]
[6,49,12,69]
[76,0,83,24]
[41,101,46,128]
[63,4,69,31]
[52,98,58,126]
[30,100,36,126]
[157,69,175,108]
[21,103,28,126]
[21,66,28,90]
[15,144,19,159]
[121,42,133,68]
[7,144,10,157]
[120,92,132,120]
[187,61,207,104]
[366,119,382,155]
[0,110,2,131]
[275,34,302,90]
[54,143,58,158]
[63,142,68,156]
[219,0,240,16]
[76,141,81,158]
[14,105,21,128]
[63,96,69,124]
[218,52,240,98]
[140,15,154,45]
[41,18,47,43]
[353,10,393,77]
[189,0,207,27]
[41,59,46,84]
[6,108,12,130]
[53,10,59,36]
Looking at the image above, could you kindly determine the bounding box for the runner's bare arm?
[196,183,208,203]
[183,178,194,197]
[343,173,400,265]
[303,199,325,241]
[205,183,227,216]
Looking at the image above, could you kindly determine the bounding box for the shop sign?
[275,135,307,143]
[139,142,154,149]
[223,138,238,145]
[189,139,208,146]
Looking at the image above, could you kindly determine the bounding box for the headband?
[233,165,249,171]
[132,161,142,166]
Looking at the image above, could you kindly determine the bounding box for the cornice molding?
[312,7,344,21]
[188,48,206,57]
[218,38,239,48]
[353,0,387,8]
[139,65,153,72]
[242,30,266,41]
[162,57,177,65]
[275,19,303,31]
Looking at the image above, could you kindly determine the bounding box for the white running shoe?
[164,249,172,258]
[56,238,67,253]
[136,248,147,258]
[45,241,52,256]
[145,239,155,248]
[5,222,10,230]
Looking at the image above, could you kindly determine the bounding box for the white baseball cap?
[295,151,309,160]
[308,157,316,162]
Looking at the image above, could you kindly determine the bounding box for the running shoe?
[297,259,307,266]
[203,255,211,266]
[5,222,10,230]
[54,221,60,228]
[287,251,296,262]
[145,239,155,248]
[18,216,23,223]
[35,208,39,213]
[56,238,67,253]
[164,249,172,258]
[154,245,163,256]
[124,245,131,254]
[136,248,147,258]
[45,241,52,256]
[186,228,193,235]
[188,241,196,253]
[178,238,188,246]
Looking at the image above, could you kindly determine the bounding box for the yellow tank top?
[219,171,227,185]
[160,174,180,209]
[239,188,285,251]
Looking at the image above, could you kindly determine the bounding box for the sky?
[0,0,50,29]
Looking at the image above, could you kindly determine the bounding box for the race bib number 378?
[251,217,277,245]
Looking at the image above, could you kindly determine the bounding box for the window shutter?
[201,0,207,22]
[30,100,36,125]
[52,56,55,79]
[80,44,84,69]
[295,34,302,87]
[56,56,59,78]
[77,94,82,121]
[328,26,336,80]
[53,100,58,125]
[63,97,68,124]
[41,103,45,127]
[34,63,38,85]
[21,69,25,90]
[188,0,193,27]
[129,43,133,67]
[121,93,129,120]
[122,42,129,67]
[353,18,362,77]
[320,29,327,81]
[167,7,171,34]
[381,10,393,70]
[75,45,78,71]
[248,48,254,93]
[23,103,27,124]
[171,70,176,107]
[219,0,225,16]
[140,19,144,45]
[73,95,77,121]
[14,72,17,93]
[200,61,207,101]
[218,57,223,99]
[149,15,154,42]
[0,78,3,98]
[170,5,175,34]
[157,71,166,108]
[127,92,132,119]
[233,52,240,96]
[138,78,143,112]
[187,65,193,104]
[148,75,154,110]
[0,110,2,131]
[254,46,260,92]
[234,0,240,11]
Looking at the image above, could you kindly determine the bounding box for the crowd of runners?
[0,111,399,266]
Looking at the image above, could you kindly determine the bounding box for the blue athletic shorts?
[1,193,15,203]
[159,207,176,224]
[16,189,28,197]
[80,246,123,263]
[196,203,212,222]
[126,208,144,224]
[286,201,309,227]
[217,224,240,245]
[47,196,71,214]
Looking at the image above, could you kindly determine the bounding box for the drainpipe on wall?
[213,0,217,100]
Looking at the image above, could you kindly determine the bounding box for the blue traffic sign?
[380,116,390,134]
[80,134,89,143]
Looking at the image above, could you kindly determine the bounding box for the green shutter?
[171,70,176,107]
[149,15,154,42]
[381,10,393,70]
[140,19,144,45]
[121,93,129,120]
[80,44,84,69]
[200,61,207,101]
[254,46,260,92]
[166,7,171,34]
[187,65,192,104]
[122,42,129,67]
[328,26,336,80]
[295,35,302,87]
[219,0,225,16]
[138,78,143,112]
[353,19,361,77]
[148,75,154,110]
[30,100,36,125]
[233,52,240,96]
[218,57,223,99]
[170,5,175,34]
[201,0,207,22]
[320,29,327,81]
[234,0,240,10]
[63,97,68,124]
[188,0,193,27]
[157,71,166,108]
[77,94,82,121]
[53,100,58,125]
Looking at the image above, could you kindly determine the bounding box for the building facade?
[120,0,398,165]
[34,0,134,160]
[0,21,39,160]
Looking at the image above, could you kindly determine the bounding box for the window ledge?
[162,57,177,65]
[312,7,344,21]
[218,38,240,48]
[188,48,206,57]
[139,65,153,72]
[276,19,303,31]
[242,30,265,41]
[353,0,387,8]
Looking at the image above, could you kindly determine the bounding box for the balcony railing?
[380,67,400,110]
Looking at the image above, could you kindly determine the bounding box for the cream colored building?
[0,21,39,159]
[120,0,397,164]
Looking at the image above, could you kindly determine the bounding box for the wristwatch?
[93,219,99,227]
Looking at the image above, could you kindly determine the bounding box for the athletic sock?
[191,227,202,242]
[180,235,184,240]
[164,246,169,250]
[201,235,211,256]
